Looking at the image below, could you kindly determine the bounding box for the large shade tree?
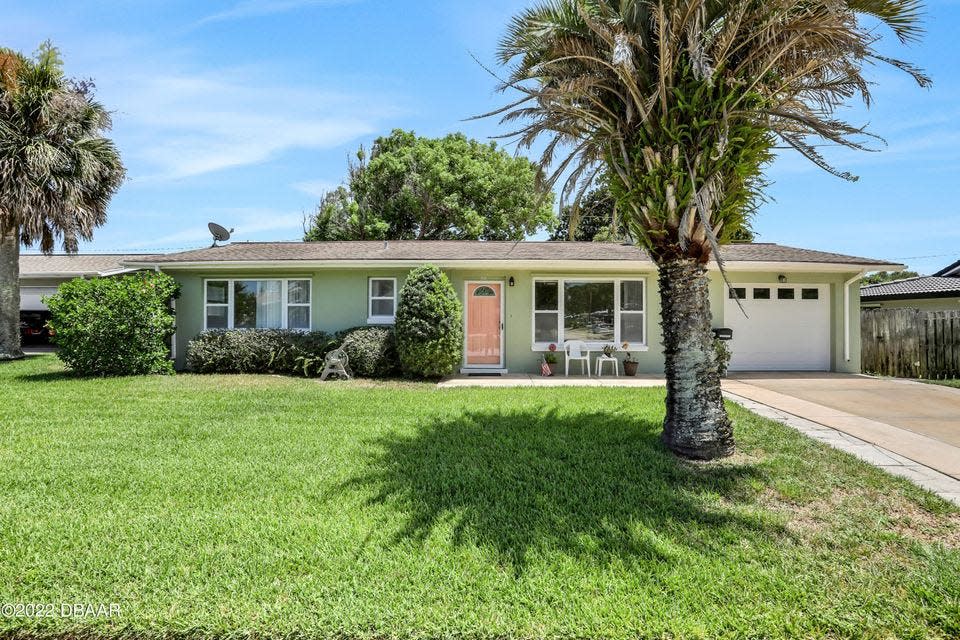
[0,43,124,360]
[304,130,556,241]
[493,0,928,458]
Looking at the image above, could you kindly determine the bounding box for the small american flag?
[540,357,553,377]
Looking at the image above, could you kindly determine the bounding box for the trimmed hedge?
[186,330,333,375]
[395,264,463,378]
[336,326,399,378]
[45,272,179,376]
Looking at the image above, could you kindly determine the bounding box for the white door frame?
[462,280,505,370]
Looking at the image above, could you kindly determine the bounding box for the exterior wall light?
[778,274,787,283]
[508,277,516,287]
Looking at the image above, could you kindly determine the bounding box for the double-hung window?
[619,280,645,344]
[534,280,560,343]
[532,278,646,349]
[368,278,397,324]
[286,280,311,329]
[204,279,311,330]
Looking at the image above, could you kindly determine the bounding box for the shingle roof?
[127,241,896,267]
[860,276,960,301]
[19,254,159,278]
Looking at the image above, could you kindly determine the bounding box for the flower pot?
[546,362,557,376]
[623,361,638,377]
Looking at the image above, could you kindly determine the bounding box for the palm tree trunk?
[0,227,24,360]
[659,258,733,459]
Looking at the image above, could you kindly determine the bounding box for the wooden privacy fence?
[861,308,960,379]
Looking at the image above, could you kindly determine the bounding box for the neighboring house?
[18,254,158,343]
[860,259,960,311]
[18,254,157,313]
[123,241,898,374]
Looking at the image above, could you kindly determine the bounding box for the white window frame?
[367,277,397,325]
[531,277,648,351]
[203,278,312,331]
[533,280,562,348]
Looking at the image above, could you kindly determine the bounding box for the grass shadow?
[342,408,781,571]
[12,370,76,382]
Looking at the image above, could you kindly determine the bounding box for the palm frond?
[482,0,927,262]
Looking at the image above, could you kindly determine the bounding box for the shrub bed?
[395,264,463,378]
[336,326,399,378]
[186,330,332,375]
[45,272,179,376]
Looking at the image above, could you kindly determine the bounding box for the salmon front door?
[465,282,503,368]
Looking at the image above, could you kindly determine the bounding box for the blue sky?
[7,0,960,273]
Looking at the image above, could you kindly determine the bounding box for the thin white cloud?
[293,179,341,198]
[103,69,398,182]
[193,0,357,27]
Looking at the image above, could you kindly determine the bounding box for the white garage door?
[723,284,831,371]
[20,286,59,311]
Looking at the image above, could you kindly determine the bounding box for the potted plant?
[622,342,639,376]
[542,343,559,376]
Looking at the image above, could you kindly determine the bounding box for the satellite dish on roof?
[208,222,233,247]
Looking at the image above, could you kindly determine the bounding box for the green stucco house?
[121,241,899,374]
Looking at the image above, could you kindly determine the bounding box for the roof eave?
[860,291,960,302]
[20,272,102,279]
[121,258,901,272]
[704,261,901,273]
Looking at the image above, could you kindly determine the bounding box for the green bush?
[395,264,463,378]
[336,326,399,378]
[45,272,179,376]
[186,330,333,375]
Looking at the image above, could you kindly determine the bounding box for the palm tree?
[491,0,928,459]
[0,43,124,360]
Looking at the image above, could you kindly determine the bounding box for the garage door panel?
[20,287,59,311]
[724,284,830,371]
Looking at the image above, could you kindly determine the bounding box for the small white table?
[595,354,619,377]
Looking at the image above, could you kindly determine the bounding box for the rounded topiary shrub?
[45,272,179,376]
[336,326,399,378]
[186,329,332,375]
[395,264,463,378]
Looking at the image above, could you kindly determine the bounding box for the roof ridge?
[21,252,158,256]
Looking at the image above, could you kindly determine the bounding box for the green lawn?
[2,355,958,639]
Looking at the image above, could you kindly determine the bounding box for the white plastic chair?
[564,340,591,376]
[320,348,352,381]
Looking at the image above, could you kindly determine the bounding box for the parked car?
[19,311,54,344]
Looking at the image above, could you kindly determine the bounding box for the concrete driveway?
[723,373,960,481]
